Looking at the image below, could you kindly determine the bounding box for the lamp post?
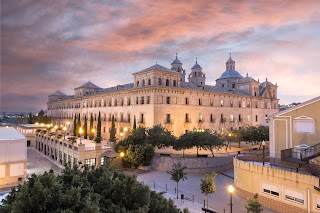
[124,127,128,137]
[262,140,266,166]
[228,185,234,213]
[63,126,67,140]
[226,132,232,150]
[120,132,123,140]
[79,128,83,144]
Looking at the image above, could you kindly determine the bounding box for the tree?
[200,171,217,209]
[95,111,101,143]
[245,193,263,213]
[133,115,137,129]
[0,164,186,213]
[146,125,176,148]
[28,112,33,124]
[89,113,94,140]
[73,114,77,136]
[110,115,116,142]
[168,162,187,199]
[83,116,88,139]
[38,109,45,117]
[76,114,81,137]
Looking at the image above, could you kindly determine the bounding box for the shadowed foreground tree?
[200,171,217,209]
[109,115,116,142]
[0,165,188,213]
[168,162,187,199]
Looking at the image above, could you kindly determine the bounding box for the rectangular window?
[103,127,106,133]
[230,114,234,122]
[230,100,233,107]
[220,100,224,107]
[210,114,215,123]
[85,158,96,167]
[166,114,171,123]
[199,99,202,105]
[136,97,139,104]
[199,114,203,122]
[185,114,189,123]
[147,96,150,104]
[141,97,144,104]
[247,115,251,122]
[283,188,304,205]
[101,157,105,166]
[120,114,124,122]
[185,98,189,105]
[166,97,170,104]
[127,114,131,122]
[239,114,242,122]
[294,119,315,133]
[261,183,279,198]
[210,99,214,106]
[141,114,144,123]
[255,115,258,122]
[128,98,131,106]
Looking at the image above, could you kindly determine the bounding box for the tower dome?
[171,53,182,65]
[192,58,202,69]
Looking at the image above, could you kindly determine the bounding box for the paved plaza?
[137,170,277,213]
[27,148,63,176]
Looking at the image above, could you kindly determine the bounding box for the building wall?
[0,139,27,189]
[48,86,278,139]
[270,99,320,159]
[234,158,320,213]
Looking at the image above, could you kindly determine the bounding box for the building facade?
[0,127,27,189]
[47,54,279,139]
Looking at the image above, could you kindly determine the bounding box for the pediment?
[293,115,314,120]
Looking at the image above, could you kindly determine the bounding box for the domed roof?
[259,78,275,87]
[226,57,235,63]
[171,53,182,65]
[217,70,243,80]
[192,58,202,69]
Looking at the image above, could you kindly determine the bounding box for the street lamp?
[228,185,234,213]
[226,132,232,150]
[124,127,128,137]
[79,128,83,144]
[120,132,123,140]
[120,152,125,157]
[262,140,266,166]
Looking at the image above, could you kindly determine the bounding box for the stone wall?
[151,154,234,174]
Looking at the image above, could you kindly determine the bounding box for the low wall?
[151,155,234,174]
[234,157,320,213]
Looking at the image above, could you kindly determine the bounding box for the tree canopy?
[0,165,187,213]
[200,171,217,208]
[245,193,263,213]
[168,162,187,199]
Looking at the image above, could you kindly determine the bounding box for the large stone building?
[47,54,279,139]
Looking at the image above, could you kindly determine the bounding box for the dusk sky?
[1,0,320,112]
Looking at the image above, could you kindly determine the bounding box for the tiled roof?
[97,83,134,94]
[238,77,257,83]
[139,64,173,72]
[49,90,68,96]
[217,70,243,80]
[75,81,101,90]
[181,82,250,96]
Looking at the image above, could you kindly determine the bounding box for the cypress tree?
[77,113,81,137]
[84,115,88,139]
[73,114,77,136]
[110,115,116,142]
[133,115,137,129]
[95,111,102,143]
[89,113,94,140]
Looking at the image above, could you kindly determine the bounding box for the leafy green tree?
[110,115,116,142]
[73,114,77,136]
[168,162,187,199]
[77,113,81,137]
[0,164,186,213]
[95,111,101,143]
[89,113,94,140]
[245,193,263,213]
[200,171,217,209]
[146,125,176,148]
[133,115,137,129]
[83,115,88,139]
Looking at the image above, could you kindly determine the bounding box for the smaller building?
[16,124,47,147]
[0,127,27,189]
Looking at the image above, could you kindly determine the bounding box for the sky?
[1,0,320,112]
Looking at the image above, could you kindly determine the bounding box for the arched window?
[173,80,177,87]
[142,79,145,86]
[158,78,162,86]
[148,79,151,85]
[166,79,170,86]
[136,81,139,87]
